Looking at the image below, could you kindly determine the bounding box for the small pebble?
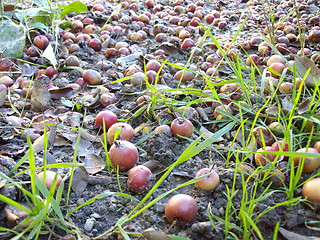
[84,218,95,231]
[154,203,165,213]
[90,213,101,219]
[76,198,85,205]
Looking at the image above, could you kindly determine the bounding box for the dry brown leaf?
[196,107,209,121]
[5,116,27,127]
[84,154,105,174]
[281,97,293,113]
[159,42,181,56]
[81,129,101,142]
[72,167,89,197]
[279,227,320,240]
[53,134,71,147]
[30,76,51,112]
[32,126,57,154]
[295,56,320,86]
[49,87,74,100]
[0,86,6,106]
[134,122,153,134]
[75,138,95,157]
[4,203,30,226]
[298,97,311,115]
[200,125,224,142]
[143,160,165,174]
[142,228,171,240]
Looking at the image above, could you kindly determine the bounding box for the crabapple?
[95,110,118,130]
[82,70,102,85]
[170,117,194,138]
[254,146,277,166]
[127,165,152,192]
[302,178,320,204]
[107,122,135,144]
[109,140,138,170]
[37,171,62,190]
[195,168,220,191]
[165,194,198,224]
[293,148,320,173]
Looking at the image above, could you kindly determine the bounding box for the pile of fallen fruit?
[0,0,320,239]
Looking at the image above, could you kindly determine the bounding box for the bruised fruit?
[170,117,194,138]
[127,165,152,192]
[33,35,49,50]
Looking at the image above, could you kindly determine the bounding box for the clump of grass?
[0,126,83,239]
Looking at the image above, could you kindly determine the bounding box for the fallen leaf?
[143,160,165,174]
[159,42,181,56]
[142,228,171,240]
[81,129,100,142]
[58,112,83,128]
[53,134,71,147]
[279,227,320,240]
[172,171,194,178]
[196,107,209,121]
[295,55,320,87]
[16,62,34,76]
[0,179,6,188]
[0,87,7,106]
[84,154,105,174]
[200,125,214,139]
[281,97,293,113]
[75,137,95,157]
[32,126,57,154]
[199,125,224,142]
[42,43,57,67]
[49,87,74,99]
[298,97,311,115]
[72,167,89,197]
[3,4,22,11]
[116,53,143,67]
[5,116,26,127]
[31,76,51,112]
[4,203,30,225]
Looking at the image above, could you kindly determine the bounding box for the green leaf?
[33,0,49,8]
[15,9,41,22]
[59,21,71,30]
[60,1,87,19]
[0,20,26,58]
[28,21,49,33]
[61,97,74,107]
